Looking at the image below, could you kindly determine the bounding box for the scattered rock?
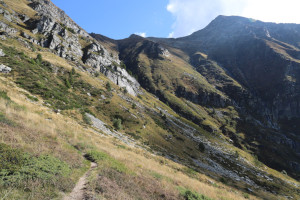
[0,49,5,57]
[0,64,11,73]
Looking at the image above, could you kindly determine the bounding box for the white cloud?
[167,0,300,38]
[168,32,174,38]
[135,32,146,37]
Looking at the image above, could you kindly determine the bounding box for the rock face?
[23,0,141,96]
[83,42,142,96]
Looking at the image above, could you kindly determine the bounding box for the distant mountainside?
[0,1,299,199]
[148,16,300,179]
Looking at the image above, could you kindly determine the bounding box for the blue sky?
[52,0,300,39]
[52,0,173,39]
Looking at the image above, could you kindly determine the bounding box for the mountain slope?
[149,15,300,180]
[0,1,299,199]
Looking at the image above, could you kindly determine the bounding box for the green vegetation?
[113,118,122,130]
[0,46,105,112]
[85,150,128,173]
[0,90,11,101]
[82,113,92,125]
[0,143,71,188]
[25,93,38,102]
[106,81,112,92]
[179,187,213,200]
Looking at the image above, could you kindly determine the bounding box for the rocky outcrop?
[23,0,142,95]
[83,43,142,96]
[175,85,229,108]
[0,21,17,36]
[29,0,89,37]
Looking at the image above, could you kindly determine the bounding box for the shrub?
[0,143,26,175]
[71,67,76,75]
[243,193,249,199]
[132,103,137,109]
[198,142,205,152]
[0,144,71,186]
[105,82,111,92]
[0,91,11,101]
[82,113,92,125]
[113,118,122,130]
[65,78,71,89]
[122,87,128,94]
[179,187,212,200]
[25,93,38,102]
[94,72,100,77]
[67,27,76,34]
[36,53,42,65]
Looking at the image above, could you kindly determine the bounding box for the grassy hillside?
[0,67,261,200]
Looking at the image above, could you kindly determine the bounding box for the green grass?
[85,150,129,173]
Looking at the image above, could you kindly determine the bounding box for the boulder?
[0,64,11,73]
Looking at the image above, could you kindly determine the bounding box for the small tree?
[106,82,111,92]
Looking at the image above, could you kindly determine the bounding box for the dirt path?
[64,162,97,200]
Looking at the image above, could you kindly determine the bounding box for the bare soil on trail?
[64,162,97,200]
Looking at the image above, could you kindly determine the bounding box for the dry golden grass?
[0,76,264,200]
[3,0,37,18]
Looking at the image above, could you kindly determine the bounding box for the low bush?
[113,118,122,130]
[179,187,213,200]
[0,143,71,187]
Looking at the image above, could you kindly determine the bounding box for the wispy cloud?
[167,0,300,38]
[135,32,147,37]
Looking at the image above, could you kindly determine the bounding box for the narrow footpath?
[64,162,98,200]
